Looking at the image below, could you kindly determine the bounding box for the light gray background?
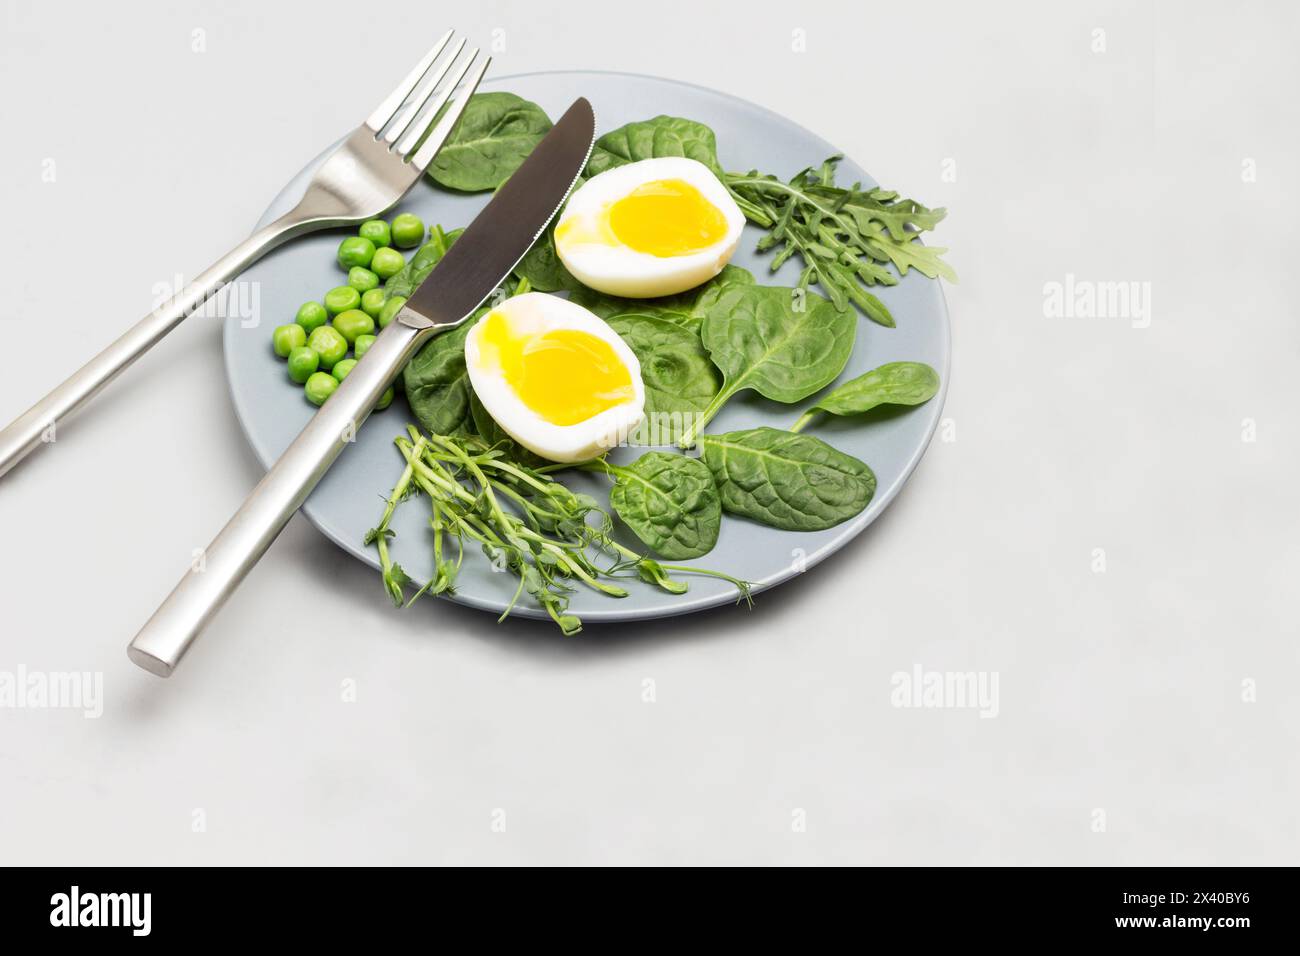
[0,0,1295,866]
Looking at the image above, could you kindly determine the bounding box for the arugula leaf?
[865,231,954,283]
[569,264,753,327]
[606,313,720,445]
[577,115,953,328]
[700,427,875,531]
[429,93,955,330]
[792,362,940,432]
[586,115,724,177]
[428,92,553,192]
[604,453,721,559]
[726,158,954,325]
[680,283,856,446]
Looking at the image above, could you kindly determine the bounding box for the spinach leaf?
[428,92,553,192]
[690,264,756,315]
[570,264,753,327]
[513,113,739,295]
[680,283,856,446]
[512,228,578,292]
[392,228,474,434]
[468,389,548,469]
[700,427,875,531]
[703,285,855,402]
[511,111,736,298]
[606,313,720,445]
[605,453,721,559]
[384,226,463,298]
[401,235,538,436]
[403,319,477,436]
[792,362,940,432]
[586,115,724,177]
[513,114,730,296]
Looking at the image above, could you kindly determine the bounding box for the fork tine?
[382,37,468,147]
[364,28,454,134]
[393,46,480,156]
[406,54,492,168]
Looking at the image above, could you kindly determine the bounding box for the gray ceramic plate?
[223,70,950,624]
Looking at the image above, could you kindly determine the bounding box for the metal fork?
[0,29,489,479]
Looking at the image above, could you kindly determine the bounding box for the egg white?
[555,157,745,299]
[464,293,645,463]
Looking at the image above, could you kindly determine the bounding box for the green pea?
[286,346,319,383]
[295,301,329,334]
[347,266,379,293]
[391,213,425,249]
[307,325,348,369]
[360,288,386,319]
[333,309,374,345]
[375,387,395,411]
[323,285,361,316]
[353,333,377,359]
[272,323,306,358]
[359,220,391,248]
[337,236,375,270]
[378,295,407,329]
[370,246,405,279]
[332,358,358,382]
[304,371,339,406]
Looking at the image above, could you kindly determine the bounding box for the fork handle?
[0,221,293,479]
[127,319,429,677]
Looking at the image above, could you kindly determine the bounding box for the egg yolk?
[477,311,634,426]
[558,178,727,258]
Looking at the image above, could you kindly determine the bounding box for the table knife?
[127,97,596,677]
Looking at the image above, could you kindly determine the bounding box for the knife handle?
[127,320,428,677]
[0,220,300,480]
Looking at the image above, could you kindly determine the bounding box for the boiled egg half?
[554,157,745,298]
[465,293,645,463]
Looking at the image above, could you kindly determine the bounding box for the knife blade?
[126,97,597,677]
[397,96,596,330]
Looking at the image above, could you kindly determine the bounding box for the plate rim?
[223,68,951,624]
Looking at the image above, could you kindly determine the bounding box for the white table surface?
[0,0,1295,865]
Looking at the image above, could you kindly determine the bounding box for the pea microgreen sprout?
[369,429,752,633]
[365,433,428,606]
